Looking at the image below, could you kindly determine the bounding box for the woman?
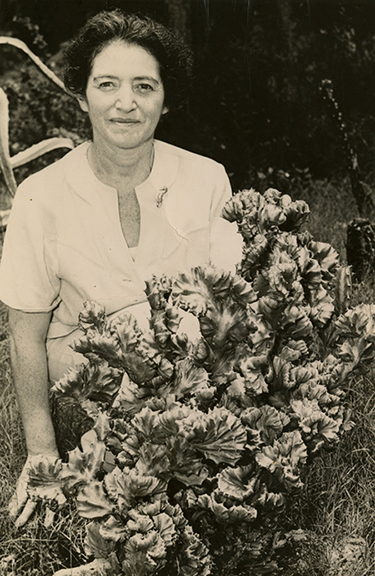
[0,10,242,526]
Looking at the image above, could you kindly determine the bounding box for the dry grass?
[283,372,375,575]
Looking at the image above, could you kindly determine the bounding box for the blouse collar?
[64,140,179,205]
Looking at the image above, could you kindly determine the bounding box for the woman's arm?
[209,165,243,273]
[8,307,59,525]
[8,307,57,456]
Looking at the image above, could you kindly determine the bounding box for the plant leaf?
[77,481,114,518]
[182,407,247,465]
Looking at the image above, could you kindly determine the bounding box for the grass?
[1,176,375,575]
[283,372,375,575]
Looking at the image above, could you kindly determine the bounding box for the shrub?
[24,188,375,576]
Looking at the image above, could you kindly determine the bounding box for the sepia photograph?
[0,0,375,574]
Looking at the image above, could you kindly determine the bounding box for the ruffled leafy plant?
[26,188,375,575]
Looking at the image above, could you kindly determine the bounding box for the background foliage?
[1,0,375,193]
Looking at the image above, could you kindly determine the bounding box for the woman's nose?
[115,85,136,112]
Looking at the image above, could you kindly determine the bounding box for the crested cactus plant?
[20,188,375,575]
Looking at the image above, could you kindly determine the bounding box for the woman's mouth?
[110,118,140,124]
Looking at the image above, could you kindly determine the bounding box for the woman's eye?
[136,83,154,92]
[98,81,117,90]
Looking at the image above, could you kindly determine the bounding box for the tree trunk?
[277,0,295,58]
[164,0,192,43]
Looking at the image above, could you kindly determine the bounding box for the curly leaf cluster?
[35,188,375,575]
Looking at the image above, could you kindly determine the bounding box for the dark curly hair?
[63,9,193,112]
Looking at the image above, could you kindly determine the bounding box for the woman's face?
[79,40,167,151]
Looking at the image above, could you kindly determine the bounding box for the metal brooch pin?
[156,186,168,208]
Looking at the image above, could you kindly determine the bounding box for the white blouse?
[0,139,242,341]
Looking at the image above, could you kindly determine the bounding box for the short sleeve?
[209,165,243,274]
[0,177,61,312]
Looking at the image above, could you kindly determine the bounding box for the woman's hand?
[7,308,62,528]
[9,452,62,528]
[9,456,38,527]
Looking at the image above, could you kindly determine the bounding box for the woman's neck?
[88,138,155,191]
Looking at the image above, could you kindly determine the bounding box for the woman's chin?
[102,132,153,151]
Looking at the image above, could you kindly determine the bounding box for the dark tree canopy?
[1,0,375,190]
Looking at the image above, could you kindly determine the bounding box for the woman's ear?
[162,105,169,115]
[78,96,88,113]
